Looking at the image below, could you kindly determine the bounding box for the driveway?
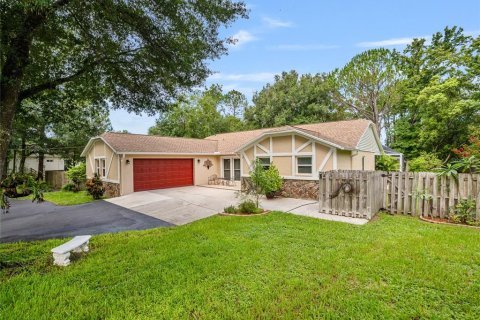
[0,199,173,243]
[105,186,318,225]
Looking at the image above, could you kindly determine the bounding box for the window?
[95,158,106,178]
[257,157,270,170]
[46,159,53,163]
[223,158,231,179]
[233,159,241,181]
[297,156,312,174]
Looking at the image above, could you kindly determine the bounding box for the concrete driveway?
[105,186,318,225]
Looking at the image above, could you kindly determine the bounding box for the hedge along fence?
[385,172,480,218]
[319,170,480,219]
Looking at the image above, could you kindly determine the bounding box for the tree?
[391,27,480,159]
[148,85,246,138]
[0,0,248,176]
[245,71,348,128]
[328,49,402,138]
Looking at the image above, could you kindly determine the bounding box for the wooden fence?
[318,170,385,219]
[319,170,480,219]
[385,172,480,218]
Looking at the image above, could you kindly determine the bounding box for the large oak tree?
[0,0,247,176]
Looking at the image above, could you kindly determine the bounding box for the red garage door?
[133,159,193,192]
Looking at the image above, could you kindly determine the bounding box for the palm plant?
[454,156,479,175]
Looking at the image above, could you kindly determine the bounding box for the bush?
[27,176,48,203]
[375,154,399,171]
[62,183,76,192]
[408,153,442,172]
[223,205,238,214]
[249,159,283,202]
[86,173,105,200]
[237,199,261,214]
[450,198,477,225]
[66,163,86,192]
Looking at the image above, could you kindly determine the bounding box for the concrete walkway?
[106,186,368,225]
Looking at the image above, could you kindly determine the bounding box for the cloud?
[356,37,421,48]
[209,72,277,82]
[269,44,339,51]
[229,30,257,47]
[263,17,293,28]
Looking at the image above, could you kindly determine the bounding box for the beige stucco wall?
[242,146,254,173]
[272,156,292,176]
[315,143,332,171]
[295,136,308,149]
[352,151,375,170]
[119,154,221,195]
[272,136,292,153]
[85,139,119,181]
[258,138,270,152]
[337,150,352,170]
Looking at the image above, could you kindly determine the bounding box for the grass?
[1,213,480,319]
[17,190,95,206]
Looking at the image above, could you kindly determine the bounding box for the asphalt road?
[0,199,173,243]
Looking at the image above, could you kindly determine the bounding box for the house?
[80,119,382,198]
[8,154,65,174]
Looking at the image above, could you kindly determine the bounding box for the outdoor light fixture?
[197,159,201,164]
[126,159,130,165]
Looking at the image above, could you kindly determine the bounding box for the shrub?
[66,163,86,192]
[62,183,76,192]
[375,154,399,171]
[408,153,442,172]
[86,173,105,200]
[237,199,261,214]
[223,205,238,214]
[0,189,10,214]
[450,198,477,225]
[26,176,48,203]
[249,159,283,202]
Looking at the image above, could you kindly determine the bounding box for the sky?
[109,0,480,133]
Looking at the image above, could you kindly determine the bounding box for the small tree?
[66,163,87,192]
[86,173,105,200]
[408,153,442,172]
[247,159,283,205]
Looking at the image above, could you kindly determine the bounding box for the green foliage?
[61,183,76,192]
[245,71,347,128]
[86,173,105,200]
[435,163,462,181]
[26,176,47,204]
[237,199,261,214]
[249,160,283,203]
[148,85,248,138]
[408,153,442,172]
[453,156,479,174]
[375,155,399,171]
[66,163,86,192]
[391,27,480,158]
[450,198,478,225]
[223,205,238,214]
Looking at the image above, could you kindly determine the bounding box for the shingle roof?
[85,119,374,156]
[205,119,372,152]
[100,132,218,154]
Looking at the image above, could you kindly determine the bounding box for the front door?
[223,158,241,181]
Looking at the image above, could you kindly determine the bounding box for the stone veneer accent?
[103,181,120,198]
[241,177,319,200]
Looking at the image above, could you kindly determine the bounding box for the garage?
[133,159,193,192]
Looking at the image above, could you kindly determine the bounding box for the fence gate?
[318,170,385,219]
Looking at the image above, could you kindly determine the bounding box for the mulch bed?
[219,210,270,217]
[420,216,480,229]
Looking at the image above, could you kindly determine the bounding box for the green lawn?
[17,190,95,206]
[1,213,480,319]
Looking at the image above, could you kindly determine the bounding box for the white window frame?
[94,157,107,178]
[256,156,271,170]
[296,156,313,175]
[220,157,241,181]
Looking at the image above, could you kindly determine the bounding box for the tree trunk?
[19,136,27,173]
[12,149,17,173]
[37,151,45,181]
[0,9,51,179]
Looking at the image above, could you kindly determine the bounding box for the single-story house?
[81,119,383,198]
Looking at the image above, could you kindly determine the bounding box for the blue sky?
[110,0,480,133]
